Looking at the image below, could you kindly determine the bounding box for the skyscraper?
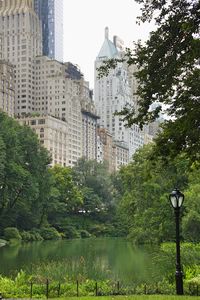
[94,27,145,159]
[0,0,42,116]
[34,0,63,62]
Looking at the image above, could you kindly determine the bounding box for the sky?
[63,0,154,89]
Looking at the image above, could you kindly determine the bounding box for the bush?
[20,230,43,242]
[20,231,32,242]
[4,227,21,241]
[79,229,91,238]
[39,227,61,240]
[0,239,7,247]
[182,210,200,242]
[89,224,107,237]
[30,231,43,241]
[64,226,80,239]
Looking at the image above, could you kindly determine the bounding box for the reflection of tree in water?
[0,238,173,283]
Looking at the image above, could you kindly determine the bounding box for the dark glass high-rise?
[34,0,63,62]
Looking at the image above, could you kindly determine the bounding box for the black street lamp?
[169,188,184,295]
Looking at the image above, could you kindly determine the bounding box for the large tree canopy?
[0,112,52,230]
[99,0,200,161]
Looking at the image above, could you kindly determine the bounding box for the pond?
[0,238,174,284]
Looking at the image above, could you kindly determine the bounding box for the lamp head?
[169,188,184,209]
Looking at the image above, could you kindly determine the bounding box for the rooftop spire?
[105,27,109,39]
[97,27,118,59]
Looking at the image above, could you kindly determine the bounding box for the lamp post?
[169,188,184,295]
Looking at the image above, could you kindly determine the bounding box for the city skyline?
[0,0,158,170]
[63,0,155,88]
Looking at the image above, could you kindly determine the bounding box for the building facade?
[0,0,42,117]
[0,60,15,117]
[18,115,68,167]
[94,27,145,161]
[34,0,63,62]
[113,141,129,171]
[97,127,115,173]
[0,34,3,60]
[81,104,99,161]
[34,56,83,167]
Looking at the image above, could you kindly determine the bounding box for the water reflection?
[0,238,171,283]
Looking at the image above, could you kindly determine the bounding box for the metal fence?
[1,280,200,298]
[22,280,200,298]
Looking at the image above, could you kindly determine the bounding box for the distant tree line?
[0,112,123,241]
[1,112,200,243]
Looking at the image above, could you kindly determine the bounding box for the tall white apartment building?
[94,27,145,160]
[34,56,83,167]
[0,0,42,116]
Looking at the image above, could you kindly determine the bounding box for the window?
[38,119,45,125]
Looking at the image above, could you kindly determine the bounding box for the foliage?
[0,269,200,298]
[0,112,52,233]
[4,227,22,240]
[0,113,120,239]
[0,239,7,246]
[133,0,200,162]
[1,240,200,297]
[98,0,200,163]
[116,144,190,244]
[79,230,91,239]
[182,167,200,242]
[20,230,43,242]
[72,159,115,215]
[64,226,80,239]
[39,227,61,240]
[49,165,83,213]
[161,243,200,267]
[66,159,122,237]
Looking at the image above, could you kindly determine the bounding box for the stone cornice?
[0,0,35,16]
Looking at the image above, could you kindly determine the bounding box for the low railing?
[1,279,200,298]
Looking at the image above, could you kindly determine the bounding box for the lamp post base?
[175,270,184,295]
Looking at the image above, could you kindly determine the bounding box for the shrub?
[79,229,91,238]
[182,210,200,242]
[20,231,32,242]
[0,239,7,246]
[4,227,21,241]
[39,227,61,240]
[64,226,80,239]
[31,231,43,241]
[89,224,107,237]
[20,230,43,242]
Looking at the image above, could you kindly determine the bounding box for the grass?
[54,296,200,300]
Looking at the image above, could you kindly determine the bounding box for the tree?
[117,144,190,243]
[98,0,200,162]
[0,112,52,231]
[47,165,83,228]
[72,159,115,216]
[182,166,200,241]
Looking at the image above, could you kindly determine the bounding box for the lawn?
[55,296,200,300]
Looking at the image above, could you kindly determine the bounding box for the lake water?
[0,238,173,283]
